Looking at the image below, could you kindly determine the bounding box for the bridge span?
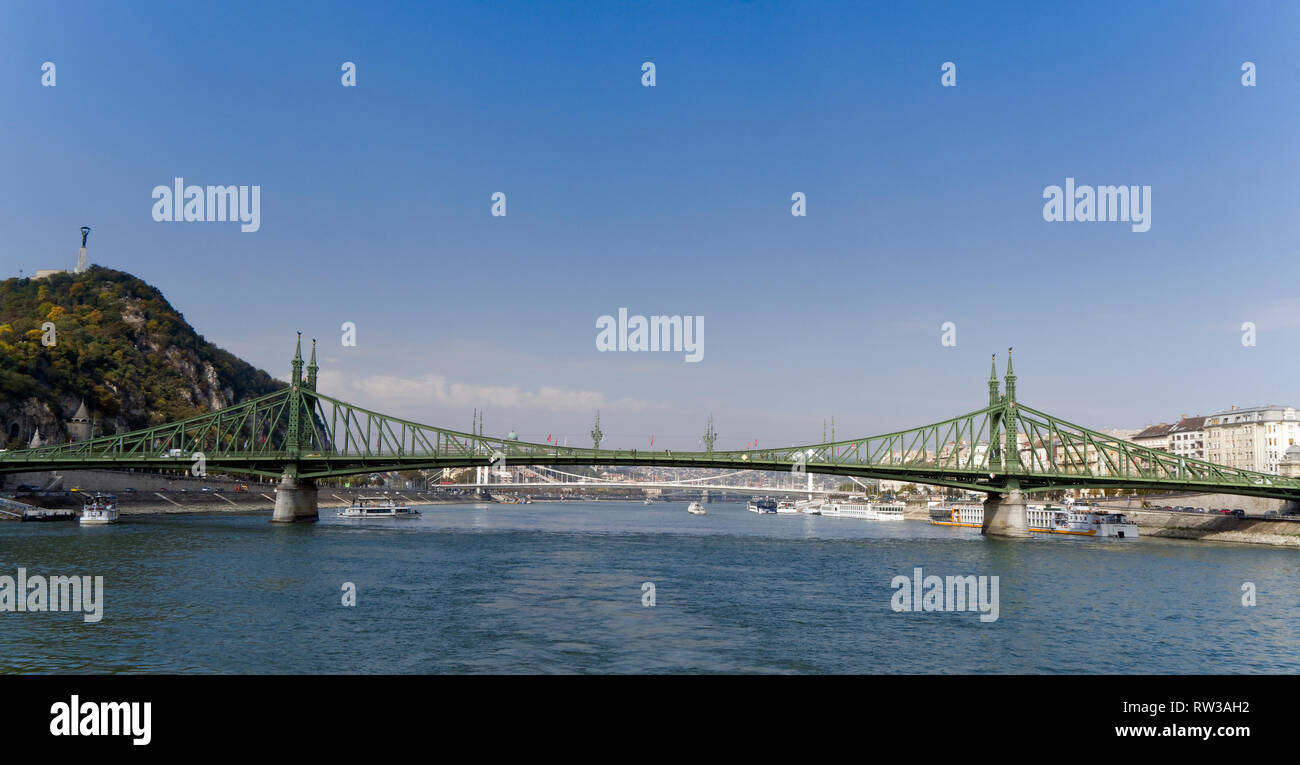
[3,338,1299,536]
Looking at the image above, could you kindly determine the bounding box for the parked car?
[1264,510,1279,518]
[1173,506,1185,512]
[201,487,212,492]
[124,487,136,493]
[1194,507,1205,513]
[1230,509,1246,518]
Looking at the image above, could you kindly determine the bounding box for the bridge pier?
[981,487,1029,537]
[271,472,318,523]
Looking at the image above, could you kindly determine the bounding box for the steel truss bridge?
[443,465,842,496]
[3,338,1299,508]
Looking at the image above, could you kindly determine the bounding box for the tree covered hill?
[0,266,284,448]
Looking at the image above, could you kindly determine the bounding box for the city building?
[1280,443,1300,480]
[1167,415,1206,461]
[1131,423,1174,452]
[1204,404,1300,474]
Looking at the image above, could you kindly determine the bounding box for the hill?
[0,266,284,448]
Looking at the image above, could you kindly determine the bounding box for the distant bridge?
[4,337,1298,535]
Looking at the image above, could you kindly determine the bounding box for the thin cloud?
[321,371,651,414]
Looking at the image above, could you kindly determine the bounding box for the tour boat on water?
[79,493,119,526]
[819,497,905,520]
[795,498,822,515]
[747,497,778,514]
[338,496,420,518]
[930,500,1138,537]
[687,501,706,515]
[776,500,799,514]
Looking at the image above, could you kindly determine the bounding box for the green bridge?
[3,337,1298,535]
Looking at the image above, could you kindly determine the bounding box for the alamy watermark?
[595,308,704,362]
[1042,178,1150,232]
[890,566,998,622]
[151,177,261,232]
[50,695,150,746]
[1,567,104,623]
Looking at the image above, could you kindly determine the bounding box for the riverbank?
[1127,508,1300,547]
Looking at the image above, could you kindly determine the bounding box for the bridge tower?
[272,334,319,523]
[982,348,1029,537]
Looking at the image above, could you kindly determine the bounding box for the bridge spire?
[306,338,318,391]
[1004,346,1016,403]
[591,411,603,450]
[291,332,304,386]
[988,353,1000,407]
[703,414,717,453]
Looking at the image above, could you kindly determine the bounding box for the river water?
[1,501,1296,673]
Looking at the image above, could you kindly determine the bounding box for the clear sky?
[3,1,1298,449]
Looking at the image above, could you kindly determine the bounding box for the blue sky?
[3,1,1298,449]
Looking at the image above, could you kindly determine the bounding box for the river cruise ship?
[930,502,1138,537]
[747,497,778,514]
[338,496,420,518]
[79,493,119,525]
[819,497,906,520]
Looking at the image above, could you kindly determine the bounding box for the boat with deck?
[930,499,1138,537]
[79,493,119,525]
[747,497,777,514]
[819,497,905,520]
[687,501,706,515]
[795,498,822,515]
[338,496,420,518]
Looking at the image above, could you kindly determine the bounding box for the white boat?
[871,502,906,521]
[776,500,799,514]
[687,501,706,515]
[931,499,1138,538]
[79,493,119,525]
[795,498,822,515]
[818,497,905,521]
[338,496,420,518]
[748,497,777,514]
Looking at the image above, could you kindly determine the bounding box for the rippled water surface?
[2,501,1297,673]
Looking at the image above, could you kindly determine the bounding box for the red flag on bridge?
[651,434,654,446]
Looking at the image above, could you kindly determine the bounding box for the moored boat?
[930,499,1138,537]
[338,496,420,518]
[687,501,706,515]
[818,496,903,520]
[79,493,119,525]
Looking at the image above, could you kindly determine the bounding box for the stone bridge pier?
[271,471,319,523]
[981,485,1029,537]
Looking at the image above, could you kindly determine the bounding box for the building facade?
[1131,422,1174,452]
[1168,415,1207,461]
[1204,405,1300,474]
